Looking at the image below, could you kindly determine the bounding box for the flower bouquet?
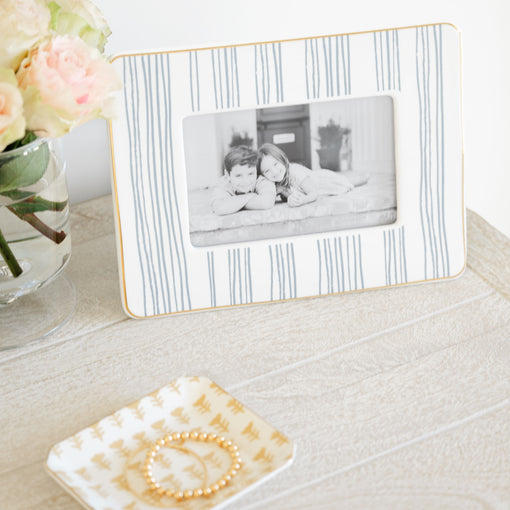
[0,0,121,304]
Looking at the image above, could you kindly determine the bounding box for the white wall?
[65,0,510,238]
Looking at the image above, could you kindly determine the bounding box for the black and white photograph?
[183,95,397,247]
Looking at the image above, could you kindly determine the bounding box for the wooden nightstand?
[1,195,509,509]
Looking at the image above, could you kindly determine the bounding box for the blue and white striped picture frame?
[109,23,465,318]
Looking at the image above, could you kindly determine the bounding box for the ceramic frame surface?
[109,23,464,318]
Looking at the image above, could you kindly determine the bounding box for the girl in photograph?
[256,143,368,207]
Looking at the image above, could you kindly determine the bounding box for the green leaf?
[0,189,68,212]
[0,142,50,192]
[4,132,37,152]
[0,190,68,214]
[0,189,33,201]
[8,199,66,216]
[47,1,61,30]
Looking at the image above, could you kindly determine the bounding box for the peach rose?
[0,68,26,152]
[0,0,51,71]
[47,0,111,52]
[17,35,122,137]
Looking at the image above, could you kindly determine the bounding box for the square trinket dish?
[46,376,295,509]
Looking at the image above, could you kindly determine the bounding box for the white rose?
[47,0,111,52]
[0,0,51,71]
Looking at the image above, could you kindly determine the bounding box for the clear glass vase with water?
[0,137,74,349]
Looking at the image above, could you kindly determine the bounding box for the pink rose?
[0,68,26,152]
[0,0,51,71]
[17,35,122,137]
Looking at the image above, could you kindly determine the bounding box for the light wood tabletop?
[1,195,509,509]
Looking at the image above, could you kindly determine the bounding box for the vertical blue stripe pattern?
[415,25,450,280]
[211,48,240,109]
[383,226,409,285]
[306,36,351,99]
[207,251,216,307]
[374,29,401,91]
[254,43,284,105]
[122,54,192,315]
[115,25,461,316]
[268,243,297,300]
[275,244,283,299]
[224,248,253,305]
[189,52,200,112]
[435,25,450,276]
[164,54,192,311]
[123,58,150,314]
[317,235,365,294]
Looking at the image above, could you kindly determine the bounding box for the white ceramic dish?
[46,376,295,509]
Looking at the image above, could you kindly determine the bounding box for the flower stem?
[7,207,66,244]
[0,226,23,277]
[0,190,67,212]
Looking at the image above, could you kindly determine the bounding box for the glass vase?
[0,138,75,350]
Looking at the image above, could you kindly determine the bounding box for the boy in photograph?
[211,145,276,215]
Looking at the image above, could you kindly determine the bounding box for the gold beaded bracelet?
[143,431,243,502]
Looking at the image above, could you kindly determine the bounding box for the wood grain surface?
[1,198,509,509]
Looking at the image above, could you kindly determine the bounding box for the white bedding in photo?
[188,171,397,246]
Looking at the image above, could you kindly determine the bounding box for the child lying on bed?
[256,143,368,207]
[211,145,276,215]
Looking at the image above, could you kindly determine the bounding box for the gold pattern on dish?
[227,398,245,415]
[193,394,212,414]
[242,421,260,442]
[171,406,192,424]
[208,413,230,433]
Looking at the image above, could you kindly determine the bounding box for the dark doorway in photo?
[257,105,311,169]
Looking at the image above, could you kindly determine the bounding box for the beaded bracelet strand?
[143,431,242,501]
